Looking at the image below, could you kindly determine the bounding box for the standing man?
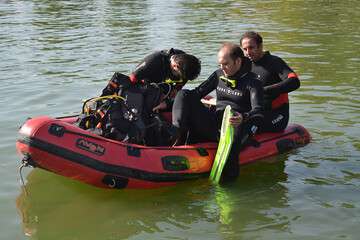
[172,43,263,182]
[240,31,300,132]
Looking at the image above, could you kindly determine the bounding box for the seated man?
[172,43,264,182]
[240,31,300,132]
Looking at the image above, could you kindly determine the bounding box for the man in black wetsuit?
[240,31,300,132]
[129,48,200,84]
[101,48,201,111]
[97,48,200,145]
[172,43,264,181]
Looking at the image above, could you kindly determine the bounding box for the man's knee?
[175,89,191,99]
[172,90,196,130]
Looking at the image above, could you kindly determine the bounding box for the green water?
[1,1,359,239]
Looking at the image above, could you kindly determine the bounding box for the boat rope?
[19,161,29,196]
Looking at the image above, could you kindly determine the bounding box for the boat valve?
[21,154,36,168]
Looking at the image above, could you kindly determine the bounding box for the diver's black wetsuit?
[129,48,185,84]
[97,49,186,145]
[250,51,300,132]
[172,59,263,181]
[101,48,185,96]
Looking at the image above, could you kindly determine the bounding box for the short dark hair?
[240,31,263,46]
[220,42,244,61]
[173,54,201,81]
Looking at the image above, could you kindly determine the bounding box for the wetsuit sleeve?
[129,52,163,84]
[193,71,218,98]
[245,79,264,120]
[264,57,300,96]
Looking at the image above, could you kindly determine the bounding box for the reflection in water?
[16,158,288,239]
[16,169,213,239]
[214,159,289,238]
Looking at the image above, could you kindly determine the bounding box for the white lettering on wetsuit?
[216,86,243,97]
[251,125,258,134]
[271,114,284,125]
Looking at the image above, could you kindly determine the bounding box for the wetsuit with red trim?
[250,51,300,132]
[172,59,263,181]
[129,48,185,84]
[101,48,185,96]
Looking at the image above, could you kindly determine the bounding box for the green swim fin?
[210,105,234,183]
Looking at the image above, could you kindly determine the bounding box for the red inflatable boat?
[16,115,310,189]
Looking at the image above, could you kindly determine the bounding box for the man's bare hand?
[152,101,167,112]
[229,111,243,127]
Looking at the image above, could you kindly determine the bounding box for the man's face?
[241,37,263,62]
[218,49,241,77]
[170,56,183,80]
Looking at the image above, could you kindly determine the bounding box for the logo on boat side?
[76,138,105,156]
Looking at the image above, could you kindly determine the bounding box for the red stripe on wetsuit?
[129,73,146,84]
[272,93,288,109]
[271,72,297,109]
